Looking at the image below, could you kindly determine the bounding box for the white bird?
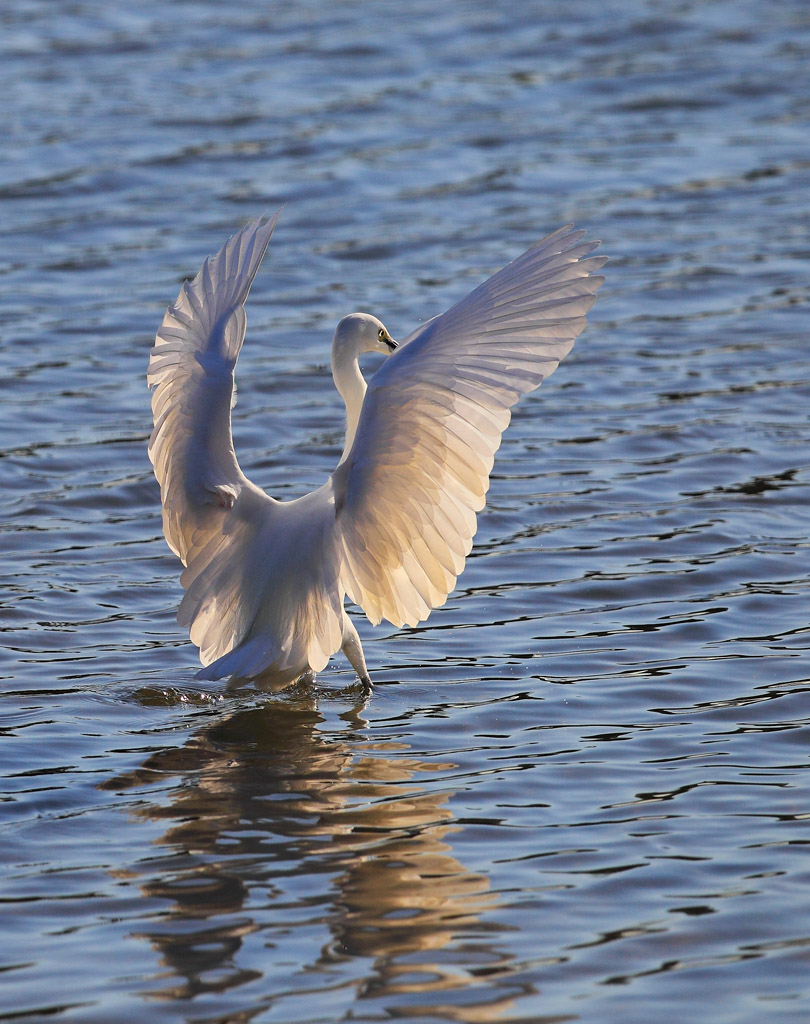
[148,212,605,691]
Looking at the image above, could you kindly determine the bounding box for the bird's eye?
[378,328,386,341]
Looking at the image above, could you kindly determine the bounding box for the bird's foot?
[358,674,373,699]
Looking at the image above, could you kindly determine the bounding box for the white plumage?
[148,212,605,689]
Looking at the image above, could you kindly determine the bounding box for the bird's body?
[148,212,605,689]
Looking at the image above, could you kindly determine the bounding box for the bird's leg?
[341,611,372,695]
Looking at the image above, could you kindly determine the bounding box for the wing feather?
[148,212,280,564]
[334,225,606,627]
[148,213,343,678]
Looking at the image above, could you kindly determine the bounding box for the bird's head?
[333,313,398,363]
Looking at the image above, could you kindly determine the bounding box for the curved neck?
[332,349,367,465]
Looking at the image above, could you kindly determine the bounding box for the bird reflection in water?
[103,694,526,1020]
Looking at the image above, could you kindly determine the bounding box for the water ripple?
[1,1,810,1021]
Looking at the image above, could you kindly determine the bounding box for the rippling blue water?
[2,1,809,1021]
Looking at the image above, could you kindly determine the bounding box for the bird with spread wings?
[148,212,605,690]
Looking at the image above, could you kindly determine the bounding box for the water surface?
[2,1,810,1021]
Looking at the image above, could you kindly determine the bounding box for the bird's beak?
[386,338,398,352]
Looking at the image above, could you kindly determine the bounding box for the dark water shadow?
[100,692,524,1020]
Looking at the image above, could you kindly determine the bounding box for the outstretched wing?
[148,212,279,561]
[147,214,282,667]
[333,226,606,628]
